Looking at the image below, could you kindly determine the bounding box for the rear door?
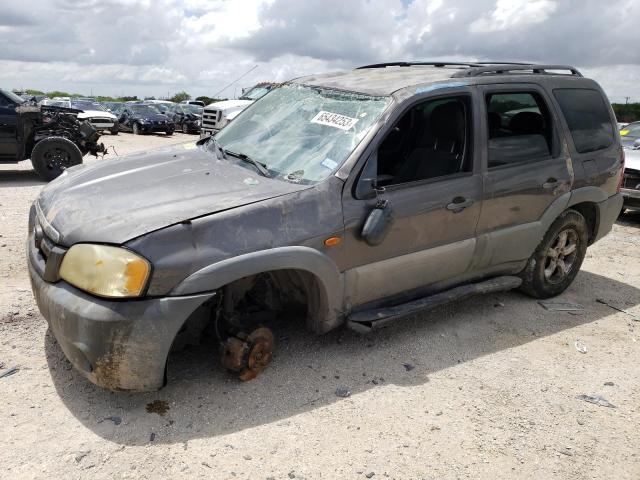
[0,92,18,159]
[475,84,572,268]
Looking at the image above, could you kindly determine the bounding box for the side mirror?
[361,197,393,247]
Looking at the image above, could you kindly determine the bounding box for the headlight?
[59,244,151,298]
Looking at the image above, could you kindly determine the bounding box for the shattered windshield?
[183,104,203,115]
[131,105,159,115]
[214,84,390,184]
[239,86,272,101]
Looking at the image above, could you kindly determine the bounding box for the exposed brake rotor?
[220,326,275,381]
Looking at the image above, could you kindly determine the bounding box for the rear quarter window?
[553,88,614,153]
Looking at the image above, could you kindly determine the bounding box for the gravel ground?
[1,132,639,479]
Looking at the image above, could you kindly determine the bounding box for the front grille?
[90,118,112,124]
[623,169,640,189]
[202,108,221,130]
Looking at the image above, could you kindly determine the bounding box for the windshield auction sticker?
[311,111,359,131]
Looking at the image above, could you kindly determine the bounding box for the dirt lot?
[1,132,639,479]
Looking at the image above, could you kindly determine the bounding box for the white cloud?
[1,0,640,101]
[470,0,557,33]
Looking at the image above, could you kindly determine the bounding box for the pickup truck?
[0,88,104,181]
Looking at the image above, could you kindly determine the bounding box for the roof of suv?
[293,62,585,96]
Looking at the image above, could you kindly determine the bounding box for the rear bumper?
[593,193,624,242]
[29,258,214,391]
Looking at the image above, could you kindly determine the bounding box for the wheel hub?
[220,326,275,381]
[543,228,579,283]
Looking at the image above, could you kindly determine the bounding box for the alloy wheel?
[543,228,579,283]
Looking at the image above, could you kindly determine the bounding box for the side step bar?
[346,276,522,333]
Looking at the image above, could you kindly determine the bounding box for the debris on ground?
[146,400,170,416]
[335,387,351,398]
[74,450,91,463]
[576,394,616,408]
[574,339,588,354]
[604,381,614,386]
[539,301,585,312]
[149,433,156,442]
[99,416,122,425]
[365,472,375,478]
[596,299,639,321]
[402,363,415,371]
[0,366,19,379]
[558,447,574,456]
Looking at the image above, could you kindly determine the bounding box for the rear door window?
[553,88,614,153]
[486,92,553,168]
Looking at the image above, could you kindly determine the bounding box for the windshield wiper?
[225,149,271,178]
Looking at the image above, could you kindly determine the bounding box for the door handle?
[542,178,560,189]
[446,197,474,213]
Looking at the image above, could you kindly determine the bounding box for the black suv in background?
[29,63,624,390]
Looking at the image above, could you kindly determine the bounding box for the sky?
[0,0,639,102]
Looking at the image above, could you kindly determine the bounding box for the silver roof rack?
[451,64,582,78]
[356,62,484,69]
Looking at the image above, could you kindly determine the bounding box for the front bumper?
[593,193,624,242]
[140,123,174,133]
[200,128,220,139]
[29,252,213,391]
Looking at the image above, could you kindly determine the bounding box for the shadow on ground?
[0,168,46,188]
[44,270,640,446]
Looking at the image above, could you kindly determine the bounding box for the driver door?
[341,90,483,308]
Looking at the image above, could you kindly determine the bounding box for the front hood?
[205,99,253,111]
[625,148,640,171]
[78,110,117,120]
[37,144,311,245]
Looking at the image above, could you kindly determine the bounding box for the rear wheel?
[519,209,588,298]
[30,136,83,181]
[132,122,141,135]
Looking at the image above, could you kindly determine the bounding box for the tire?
[110,126,119,135]
[519,209,589,298]
[182,123,189,134]
[166,129,173,136]
[31,136,83,181]
[132,122,141,135]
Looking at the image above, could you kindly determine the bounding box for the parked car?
[619,121,640,148]
[29,62,623,391]
[621,147,640,212]
[69,100,119,135]
[166,103,203,134]
[116,103,174,135]
[200,82,278,137]
[0,88,104,180]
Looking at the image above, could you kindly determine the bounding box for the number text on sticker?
[311,111,359,131]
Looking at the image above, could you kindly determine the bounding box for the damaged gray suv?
[29,62,624,391]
